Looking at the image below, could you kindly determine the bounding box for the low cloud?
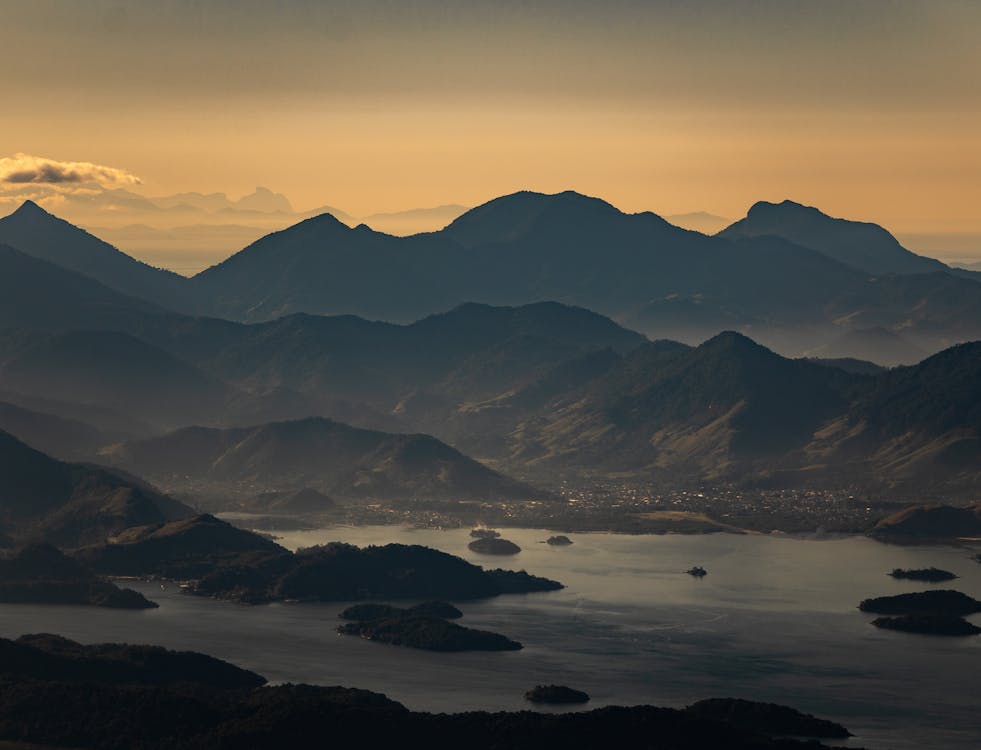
[0,153,141,186]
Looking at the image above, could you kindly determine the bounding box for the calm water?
[2,526,980,749]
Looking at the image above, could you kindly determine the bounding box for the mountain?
[0,243,164,332]
[0,429,192,548]
[464,332,981,493]
[191,212,465,322]
[189,190,981,357]
[0,329,235,429]
[803,340,981,489]
[499,333,857,478]
[129,301,647,421]
[719,200,962,277]
[0,400,111,461]
[805,327,927,367]
[233,186,292,214]
[103,417,547,502]
[0,200,198,312]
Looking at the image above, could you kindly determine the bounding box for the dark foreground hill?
[0,634,859,750]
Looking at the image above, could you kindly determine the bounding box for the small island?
[872,614,981,637]
[468,537,521,555]
[546,535,573,546]
[888,567,957,582]
[470,528,501,539]
[338,614,522,652]
[686,566,707,577]
[859,589,981,616]
[525,685,590,704]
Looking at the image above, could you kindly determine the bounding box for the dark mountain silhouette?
[186,190,981,357]
[0,329,235,429]
[191,212,464,322]
[719,200,969,277]
[0,200,199,312]
[0,429,192,548]
[0,243,163,332]
[104,417,547,502]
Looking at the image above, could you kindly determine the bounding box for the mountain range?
[0,192,979,501]
[4,193,980,363]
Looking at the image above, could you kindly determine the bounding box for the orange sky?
[2,1,980,235]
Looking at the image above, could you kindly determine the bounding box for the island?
[546,535,573,546]
[470,528,501,539]
[525,685,590,704]
[858,589,981,616]
[871,614,981,636]
[468,537,521,555]
[888,567,957,582]
[338,614,522,652]
[686,698,852,739]
[0,634,862,749]
[686,566,707,577]
[78,517,562,604]
[0,543,157,609]
[339,601,463,621]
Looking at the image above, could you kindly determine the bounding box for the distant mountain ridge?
[104,417,548,502]
[719,200,979,280]
[0,201,199,312]
[3,193,979,362]
[185,190,981,358]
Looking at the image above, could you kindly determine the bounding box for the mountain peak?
[745,199,825,220]
[10,199,52,219]
[723,199,947,277]
[699,330,773,355]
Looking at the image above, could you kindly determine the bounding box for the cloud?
[0,153,141,186]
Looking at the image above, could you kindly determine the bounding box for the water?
[2,526,979,749]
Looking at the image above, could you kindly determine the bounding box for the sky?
[2,0,980,260]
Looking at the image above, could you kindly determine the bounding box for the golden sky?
[2,0,980,235]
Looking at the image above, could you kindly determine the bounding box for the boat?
[686,566,707,577]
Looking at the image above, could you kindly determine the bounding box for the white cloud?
[0,153,141,186]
